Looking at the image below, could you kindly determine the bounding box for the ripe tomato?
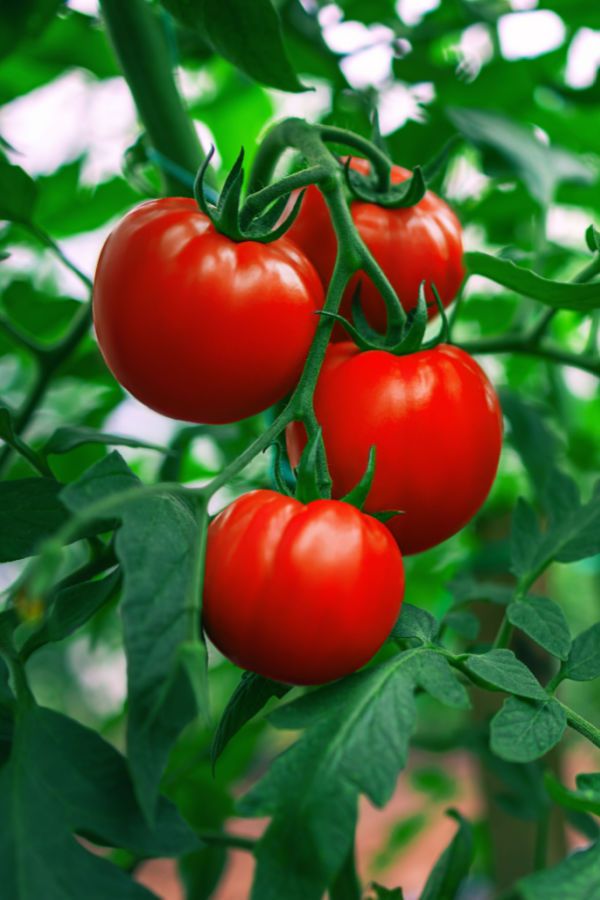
[93,198,323,424]
[286,157,464,335]
[287,343,503,556]
[202,490,405,685]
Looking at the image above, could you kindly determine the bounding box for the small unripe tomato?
[287,343,503,556]
[285,157,464,334]
[93,198,323,424]
[202,490,405,685]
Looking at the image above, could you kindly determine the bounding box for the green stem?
[27,223,93,290]
[317,124,391,190]
[100,0,206,195]
[197,829,256,852]
[534,812,550,871]
[458,337,600,377]
[559,702,600,749]
[0,316,46,355]
[242,165,330,220]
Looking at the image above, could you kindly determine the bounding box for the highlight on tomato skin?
[285,156,465,337]
[286,342,504,557]
[92,198,324,425]
[202,489,405,686]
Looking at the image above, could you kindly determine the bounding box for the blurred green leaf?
[419,810,474,900]
[44,425,170,457]
[0,0,62,60]
[0,158,37,223]
[448,107,594,207]
[0,478,67,562]
[544,771,600,817]
[0,702,199,899]
[518,840,600,899]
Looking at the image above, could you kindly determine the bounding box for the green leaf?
[1,280,79,340]
[464,649,546,700]
[0,157,37,223]
[419,810,474,900]
[20,569,121,658]
[441,610,480,641]
[63,453,208,821]
[448,574,514,607]
[448,107,594,207]
[518,840,600,899]
[391,603,438,644]
[490,696,566,763]
[0,0,62,59]
[500,390,561,496]
[44,426,170,457]
[163,0,306,92]
[0,478,68,562]
[0,703,199,900]
[585,224,600,253]
[562,623,600,682]
[544,771,600,817]
[241,650,422,900]
[507,597,571,661]
[211,671,291,768]
[466,251,600,311]
[416,652,471,710]
[511,477,600,582]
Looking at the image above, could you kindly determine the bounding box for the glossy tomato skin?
[286,158,464,335]
[287,343,503,556]
[93,198,323,424]
[203,490,405,685]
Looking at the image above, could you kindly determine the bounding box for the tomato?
[202,490,405,685]
[286,157,464,335]
[93,198,323,424]
[287,343,503,556]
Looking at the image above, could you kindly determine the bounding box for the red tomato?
[203,490,405,685]
[93,198,323,424]
[287,343,503,556]
[286,157,464,335]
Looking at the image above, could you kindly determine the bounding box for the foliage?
[0,1,599,899]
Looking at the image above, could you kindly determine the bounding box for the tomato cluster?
[93,157,502,686]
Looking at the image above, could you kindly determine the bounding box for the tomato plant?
[94,198,322,424]
[203,489,404,684]
[287,342,503,555]
[286,157,464,334]
[1,3,600,900]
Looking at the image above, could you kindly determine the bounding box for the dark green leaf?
[507,597,571,661]
[0,703,199,900]
[562,623,600,682]
[0,0,62,58]
[441,610,480,641]
[211,671,290,768]
[391,603,438,644]
[368,882,404,899]
[490,696,566,763]
[0,478,67,562]
[419,810,474,900]
[0,158,37,223]
[163,0,306,92]
[510,498,543,579]
[63,453,208,821]
[44,426,170,457]
[518,840,600,899]
[242,650,422,900]
[464,649,546,700]
[466,251,600,311]
[20,569,121,658]
[416,652,471,710]
[448,574,514,607]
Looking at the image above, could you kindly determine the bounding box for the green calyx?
[193,146,303,243]
[344,158,426,208]
[320,281,450,356]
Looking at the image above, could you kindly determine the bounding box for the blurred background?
[0,1,599,896]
